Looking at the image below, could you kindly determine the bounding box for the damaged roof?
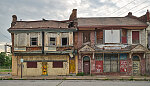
[77,17,148,27]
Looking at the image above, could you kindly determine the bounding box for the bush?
[76,72,84,76]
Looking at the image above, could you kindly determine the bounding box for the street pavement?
[0,80,150,86]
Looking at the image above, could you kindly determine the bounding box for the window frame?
[61,37,68,46]
[49,37,56,46]
[30,37,38,46]
[104,30,121,44]
[83,32,90,43]
[131,30,140,44]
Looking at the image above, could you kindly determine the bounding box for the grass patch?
[7,78,13,80]
[129,76,134,81]
[76,72,84,76]
[0,69,12,72]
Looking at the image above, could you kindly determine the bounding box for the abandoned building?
[8,9,150,76]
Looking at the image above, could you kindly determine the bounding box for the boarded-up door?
[132,55,140,75]
[83,56,90,74]
[69,59,75,73]
[42,62,48,75]
[133,61,140,75]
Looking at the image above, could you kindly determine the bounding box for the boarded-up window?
[53,61,63,68]
[105,30,120,43]
[49,37,56,46]
[97,30,103,44]
[104,54,119,72]
[132,31,139,44]
[83,32,90,43]
[27,62,37,68]
[122,29,127,43]
[15,33,27,46]
[30,37,38,46]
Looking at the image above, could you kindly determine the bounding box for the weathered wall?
[146,53,150,75]
[16,55,69,76]
[140,29,146,47]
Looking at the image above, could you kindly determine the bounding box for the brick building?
[73,10,150,76]
[8,9,150,76]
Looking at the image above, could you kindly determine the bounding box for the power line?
[106,0,136,16]
[117,0,148,16]
[0,29,11,41]
[134,5,150,13]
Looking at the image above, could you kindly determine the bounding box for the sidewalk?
[1,75,150,80]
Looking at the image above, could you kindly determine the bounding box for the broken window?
[96,30,103,44]
[49,37,56,46]
[27,62,37,68]
[53,61,63,68]
[122,29,127,44]
[30,37,38,46]
[83,32,90,43]
[62,38,68,46]
[132,31,139,44]
[105,30,120,43]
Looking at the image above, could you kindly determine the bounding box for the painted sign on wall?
[95,61,103,73]
[120,60,127,72]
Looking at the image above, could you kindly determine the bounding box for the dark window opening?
[31,37,38,46]
[50,37,56,45]
[83,32,90,43]
[122,29,127,44]
[53,61,63,68]
[62,38,68,45]
[68,22,74,28]
[27,62,37,68]
[96,30,103,44]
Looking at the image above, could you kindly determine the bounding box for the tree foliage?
[0,52,12,66]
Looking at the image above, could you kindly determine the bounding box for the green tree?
[0,52,12,66]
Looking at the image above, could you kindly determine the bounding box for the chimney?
[69,9,77,21]
[128,12,132,17]
[11,15,17,27]
[146,10,149,22]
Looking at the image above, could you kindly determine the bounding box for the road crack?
[56,81,63,86]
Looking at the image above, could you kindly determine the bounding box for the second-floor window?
[105,30,120,43]
[49,37,56,46]
[83,32,90,43]
[132,31,139,44]
[30,37,38,46]
[62,37,68,46]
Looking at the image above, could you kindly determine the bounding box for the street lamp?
[20,59,24,78]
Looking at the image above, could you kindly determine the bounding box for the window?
[53,61,63,68]
[27,62,37,68]
[95,54,103,60]
[148,33,150,49]
[105,30,120,43]
[104,54,119,72]
[49,37,56,46]
[132,31,139,44]
[96,30,103,44]
[30,37,38,46]
[62,38,68,46]
[83,32,90,43]
[122,29,127,44]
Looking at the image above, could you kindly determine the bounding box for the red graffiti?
[120,60,127,72]
[95,61,103,73]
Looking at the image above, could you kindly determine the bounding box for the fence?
[0,66,12,73]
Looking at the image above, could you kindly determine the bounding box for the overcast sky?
[0,0,150,48]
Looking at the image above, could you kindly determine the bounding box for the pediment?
[79,45,95,52]
[131,44,147,52]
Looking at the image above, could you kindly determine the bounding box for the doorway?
[42,62,48,75]
[83,56,90,74]
[132,56,140,75]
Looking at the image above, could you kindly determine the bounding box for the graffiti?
[120,60,127,72]
[95,61,103,73]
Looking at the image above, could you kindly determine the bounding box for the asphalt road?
[0,80,150,86]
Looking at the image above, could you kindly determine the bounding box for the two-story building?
[74,10,149,76]
[8,14,77,76]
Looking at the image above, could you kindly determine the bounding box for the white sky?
[0,0,150,48]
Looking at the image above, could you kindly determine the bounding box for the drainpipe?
[42,32,44,54]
